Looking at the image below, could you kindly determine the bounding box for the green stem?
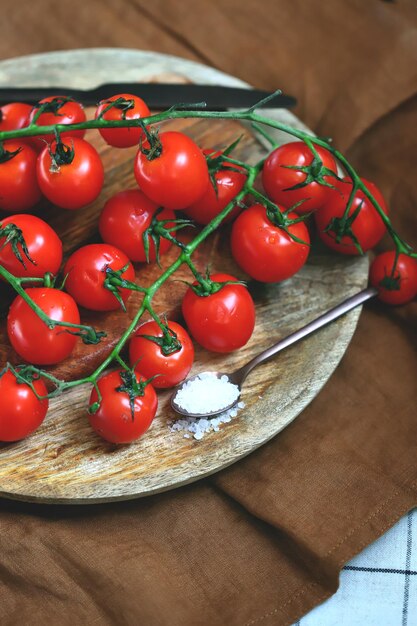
[0,265,104,340]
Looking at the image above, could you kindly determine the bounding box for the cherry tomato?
[88,369,157,444]
[28,96,86,150]
[262,141,338,214]
[0,103,33,149]
[37,138,104,210]
[134,131,209,210]
[63,243,135,311]
[370,251,417,305]
[0,141,41,212]
[98,190,175,263]
[0,369,49,442]
[231,204,310,283]
[183,149,247,225]
[95,93,150,148]
[315,177,388,255]
[7,287,80,365]
[129,320,194,388]
[182,272,255,353]
[0,102,32,132]
[0,214,62,279]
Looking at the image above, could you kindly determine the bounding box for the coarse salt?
[168,401,245,441]
[173,372,240,415]
[169,372,245,440]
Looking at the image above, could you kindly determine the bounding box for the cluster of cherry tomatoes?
[0,94,416,446]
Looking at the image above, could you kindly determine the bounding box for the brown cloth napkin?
[1,1,417,624]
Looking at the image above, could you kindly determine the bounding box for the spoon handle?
[236,287,377,382]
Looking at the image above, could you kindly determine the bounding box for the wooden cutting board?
[0,49,368,504]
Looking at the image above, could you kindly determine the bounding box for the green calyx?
[0,142,22,164]
[265,202,311,246]
[282,153,340,192]
[66,327,107,345]
[103,264,146,311]
[0,222,36,269]
[0,362,39,385]
[48,140,75,171]
[141,325,182,356]
[323,200,364,254]
[379,274,401,292]
[33,96,74,117]
[98,97,135,120]
[139,124,163,161]
[0,363,52,402]
[143,208,192,265]
[115,369,152,420]
[103,263,131,312]
[205,136,246,197]
[188,268,246,297]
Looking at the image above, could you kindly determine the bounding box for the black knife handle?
[0,84,297,110]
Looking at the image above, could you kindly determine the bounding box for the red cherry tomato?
[231,204,310,282]
[0,214,62,279]
[262,141,338,214]
[129,320,194,388]
[98,190,175,263]
[7,287,80,365]
[0,102,33,149]
[88,369,157,444]
[29,96,86,150]
[370,251,417,305]
[95,93,150,148]
[0,102,32,132]
[183,149,247,225]
[63,243,135,311]
[0,141,41,212]
[37,138,104,210]
[134,131,209,210]
[315,178,388,255]
[182,272,255,353]
[0,369,49,442]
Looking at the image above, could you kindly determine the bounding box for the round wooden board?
[0,49,368,504]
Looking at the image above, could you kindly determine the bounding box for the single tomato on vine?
[262,141,338,214]
[0,102,32,136]
[231,204,310,282]
[0,214,62,279]
[134,131,209,210]
[88,369,157,444]
[129,320,194,388]
[370,251,417,305]
[28,96,86,150]
[99,190,175,263]
[315,177,388,255]
[183,149,247,225]
[7,287,80,365]
[63,243,135,311]
[0,141,41,212]
[182,272,255,353]
[95,93,150,148]
[37,138,104,210]
[0,369,49,442]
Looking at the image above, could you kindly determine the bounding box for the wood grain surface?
[0,50,368,503]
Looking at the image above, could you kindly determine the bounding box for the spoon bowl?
[170,370,243,418]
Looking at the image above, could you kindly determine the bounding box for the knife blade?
[0,83,296,110]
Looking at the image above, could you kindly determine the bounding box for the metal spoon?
[171,287,377,418]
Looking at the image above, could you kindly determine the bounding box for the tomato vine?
[0,91,415,407]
